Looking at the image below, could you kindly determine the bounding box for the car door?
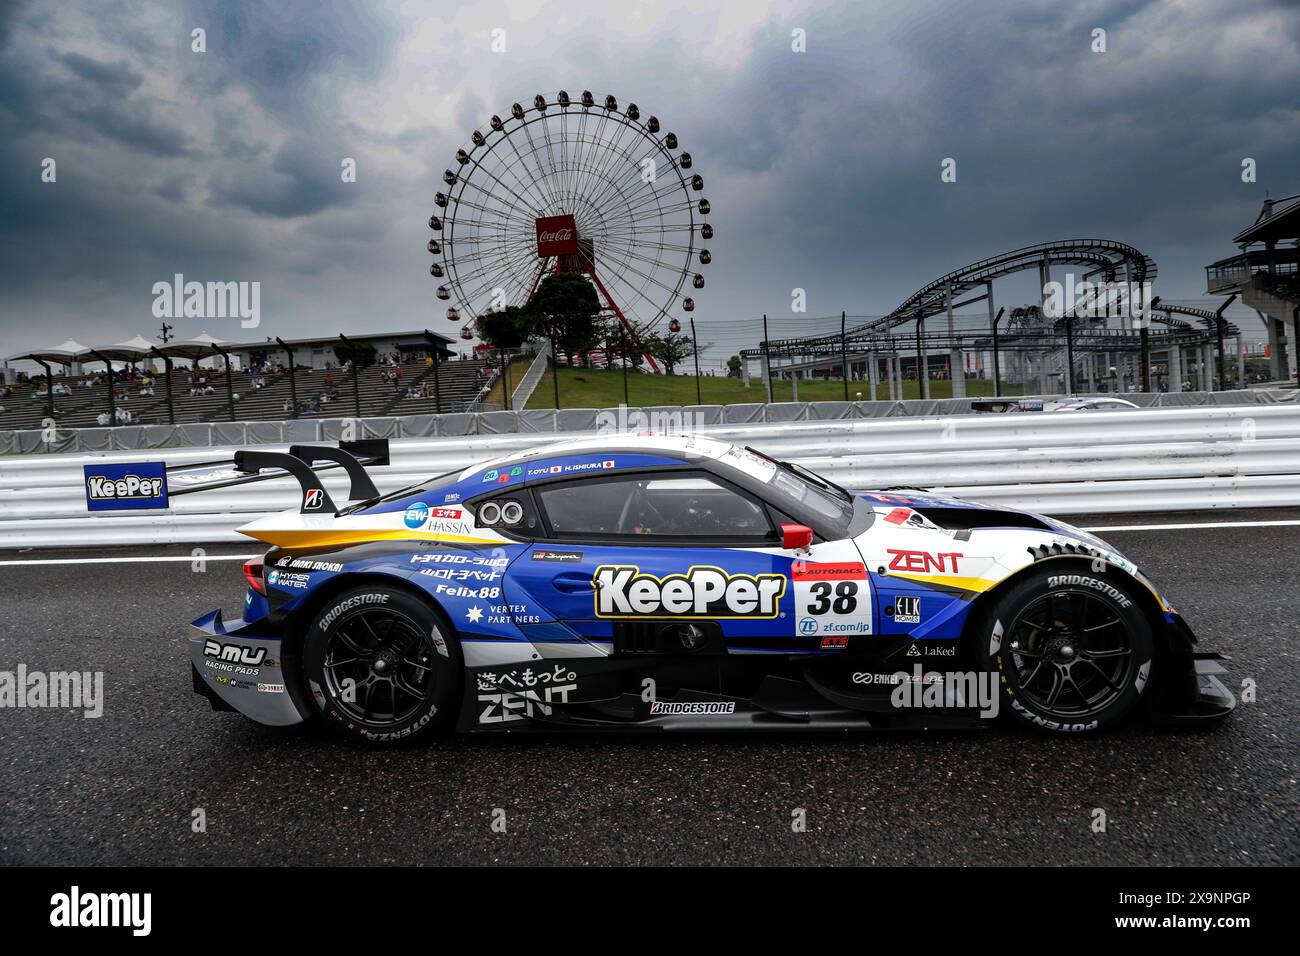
[505,470,873,654]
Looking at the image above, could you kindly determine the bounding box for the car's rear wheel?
[302,585,461,744]
[980,567,1153,734]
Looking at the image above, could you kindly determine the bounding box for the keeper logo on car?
[593,565,786,619]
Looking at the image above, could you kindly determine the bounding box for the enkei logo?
[86,474,164,500]
[593,565,786,619]
[887,549,963,574]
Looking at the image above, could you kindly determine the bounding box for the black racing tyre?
[302,585,461,744]
[978,566,1154,734]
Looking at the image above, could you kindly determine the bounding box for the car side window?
[536,473,774,540]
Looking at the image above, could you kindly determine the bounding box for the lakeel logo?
[83,462,168,512]
[50,886,151,936]
[593,565,786,619]
[404,501,429,528]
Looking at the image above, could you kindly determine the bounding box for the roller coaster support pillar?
[1064,318,1075,396]
[1206,295,1237,392]
[915,318,929,400]
[1292,305,1299,389]
[1139,324,1151,393]
[946,284,965,400]
[867,350,879,401]
[990,306,1005,398]
[1168,342,1182,393]
[840,311,849,402]
[762,314,773,403]
[1237,336,1246,388]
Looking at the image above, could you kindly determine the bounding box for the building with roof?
[1206,193,1300,383]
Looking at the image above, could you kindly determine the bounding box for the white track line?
[1,517,1298,565]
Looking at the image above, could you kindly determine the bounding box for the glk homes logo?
[152,273,260,328]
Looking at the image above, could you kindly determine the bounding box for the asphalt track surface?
[1,510,1296,866]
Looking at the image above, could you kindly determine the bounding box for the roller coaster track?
[748,240,1228,360]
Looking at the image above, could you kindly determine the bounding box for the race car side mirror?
[781,523,813,551]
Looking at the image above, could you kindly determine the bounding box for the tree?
[727,355,742,378]
[528,272,602,364]
[474,305,532,351]
[643,332,696,375]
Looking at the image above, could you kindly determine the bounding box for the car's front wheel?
[980,567,1154,734]
[301,585,461,744]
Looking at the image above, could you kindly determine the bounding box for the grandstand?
[0,330,513,431]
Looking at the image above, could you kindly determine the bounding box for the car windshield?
[741,446,873,535]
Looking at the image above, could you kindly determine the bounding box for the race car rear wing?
[970,399,1045,414]
[83,439,390,514]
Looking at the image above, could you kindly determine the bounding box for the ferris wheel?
[428,90,712,361]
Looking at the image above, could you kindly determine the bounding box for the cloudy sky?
[1,0,1298,369]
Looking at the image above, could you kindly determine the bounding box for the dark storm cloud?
[0,0,1297,362]
[183,0,400,115]
[50,49,142,94]
[209,134,357,218]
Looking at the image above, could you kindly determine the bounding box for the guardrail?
[3,389,1294,455]
[1,405,1298,548]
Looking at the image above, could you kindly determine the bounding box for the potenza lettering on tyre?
[593,565,785,619]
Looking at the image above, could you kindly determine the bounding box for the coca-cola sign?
[536,214,579,257]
